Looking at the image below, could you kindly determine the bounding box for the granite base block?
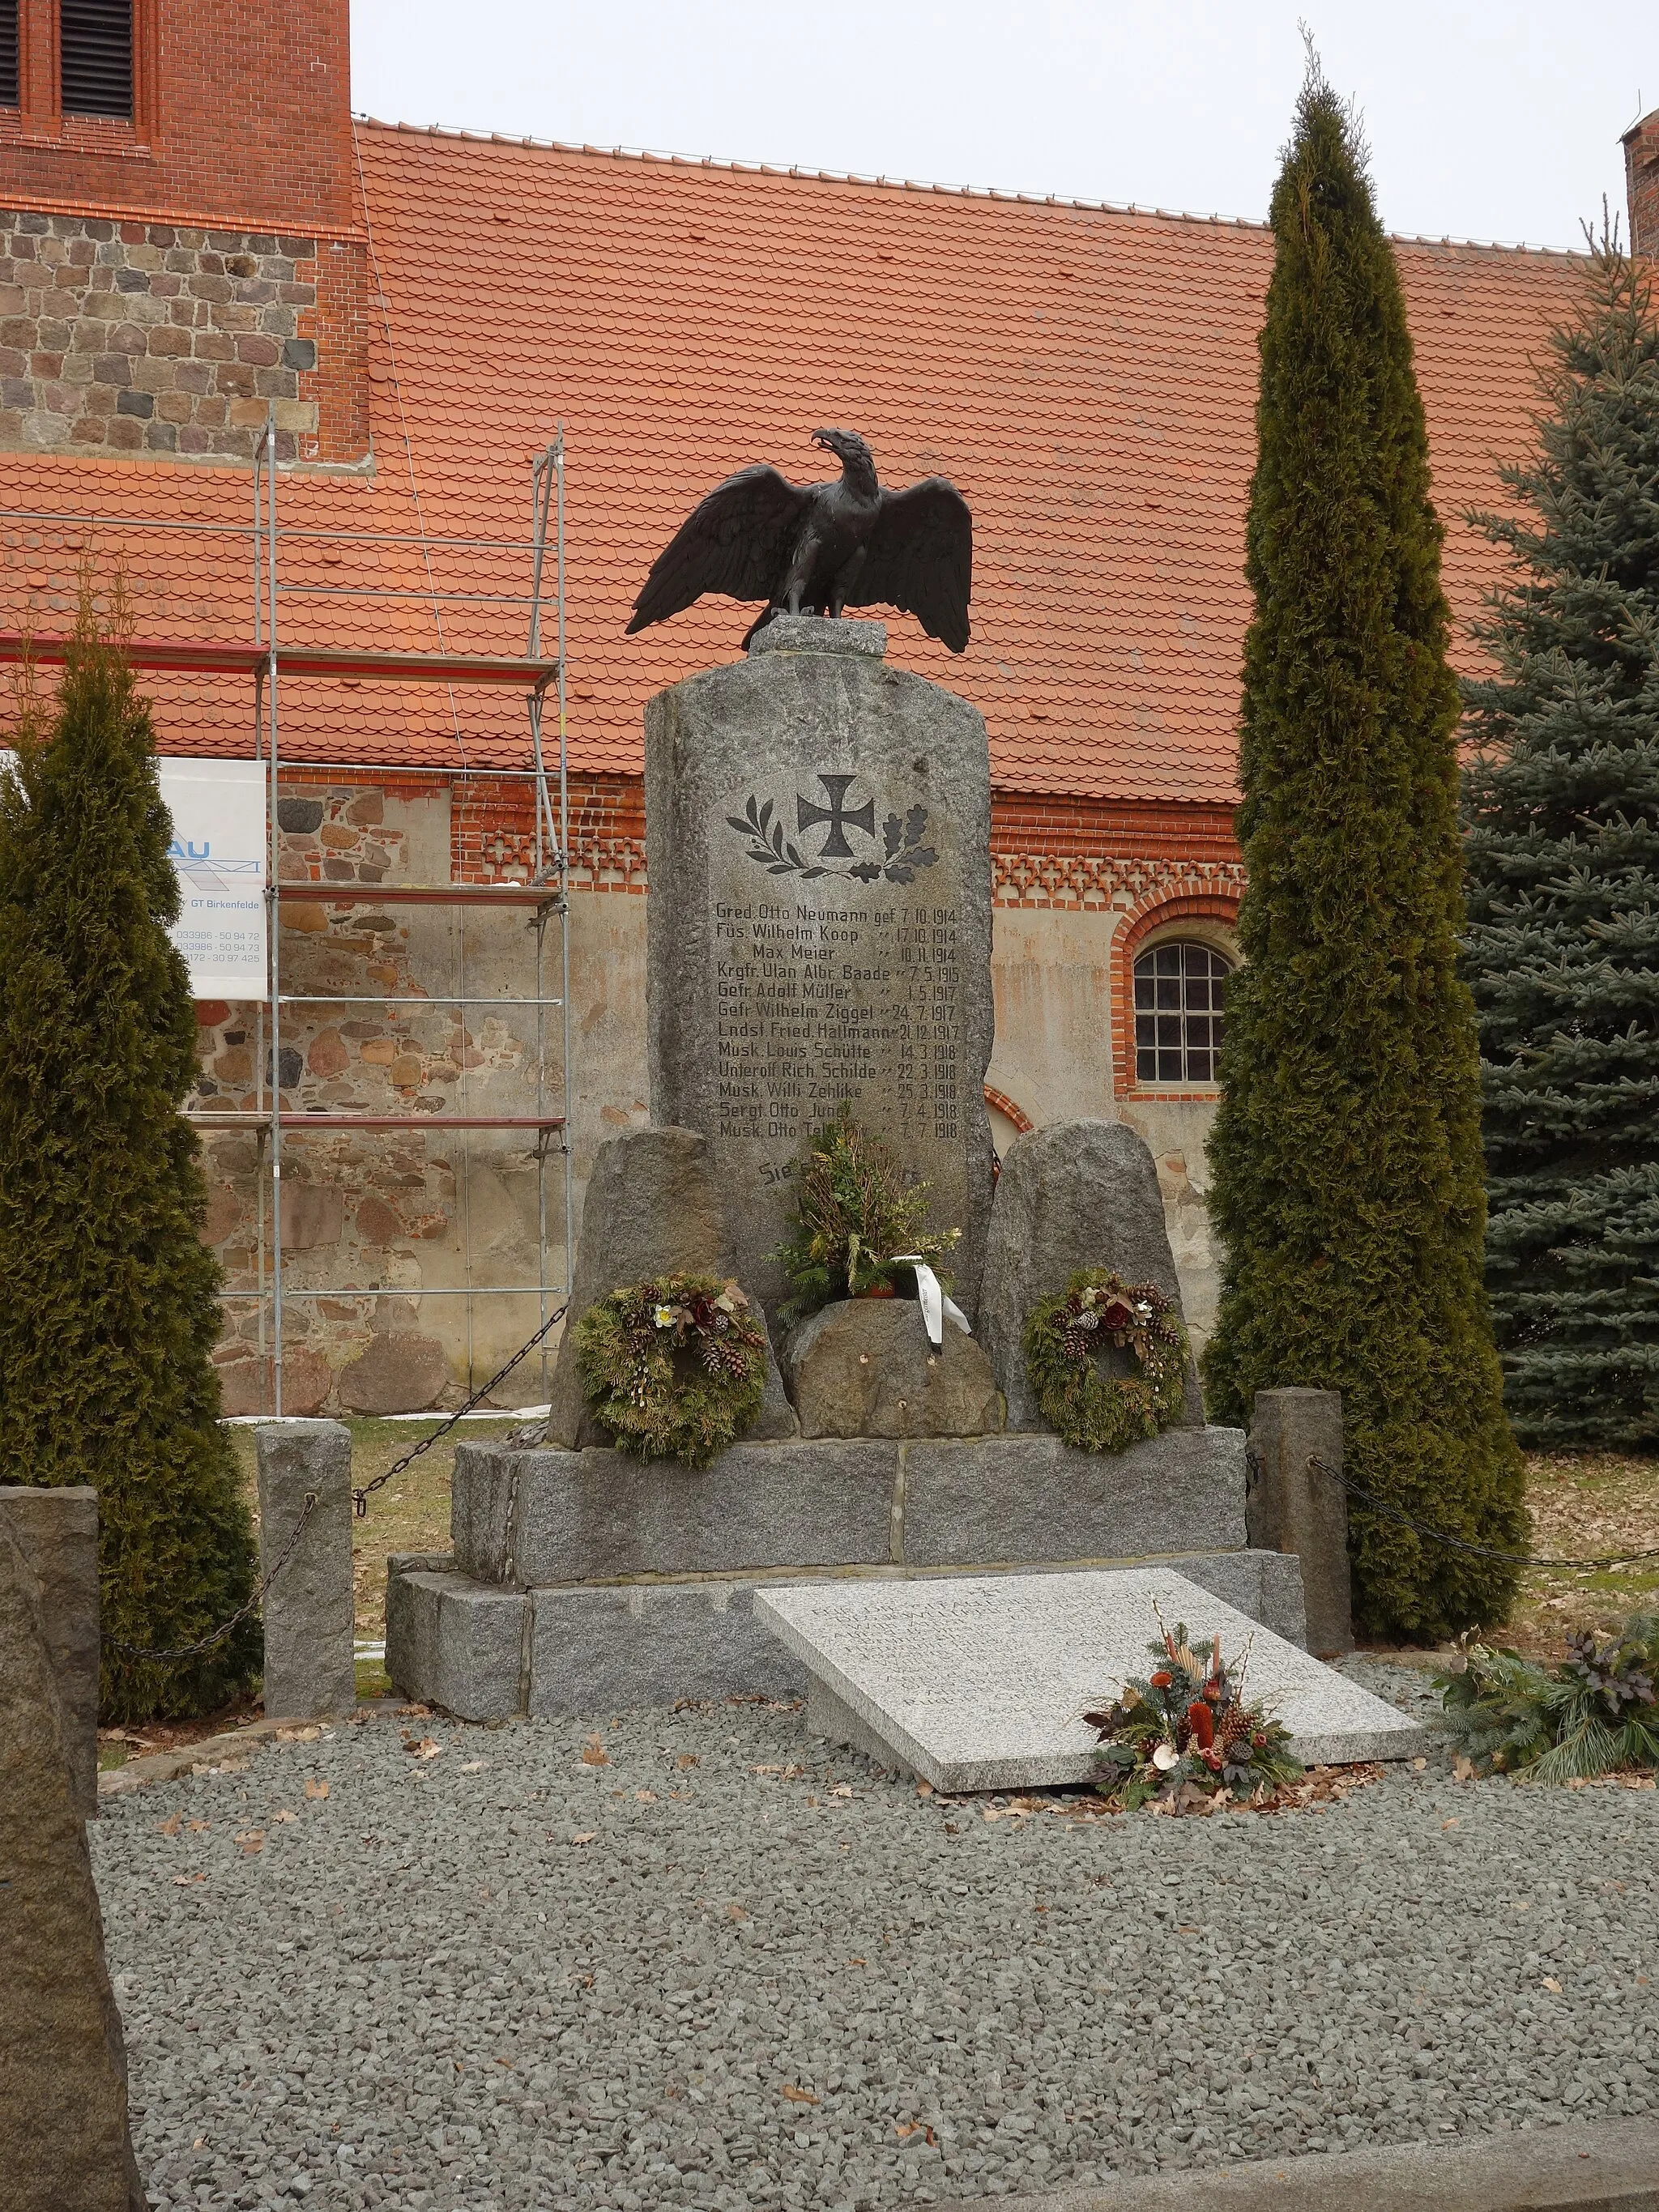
[528,1582,810,1717]
[384,1549,1306,1721]
[900,1426,1247,1566]
[386,1569,527,1722]
[452,1438,898,1584]
[1158,1546,1307,1647]
[451,1426,1251,1588]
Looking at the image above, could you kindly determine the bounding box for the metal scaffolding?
[0,412,576,1417]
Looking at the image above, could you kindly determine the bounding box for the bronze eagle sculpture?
[625,428,973,653]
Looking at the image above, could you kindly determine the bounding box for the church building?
[2,0,1650,1412]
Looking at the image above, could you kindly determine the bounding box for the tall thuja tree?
[1202,65,1525,1639]
[0,593,259,1720]
[1462,240,1659,1447]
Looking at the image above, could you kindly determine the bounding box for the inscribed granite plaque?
[646,620,995,1322]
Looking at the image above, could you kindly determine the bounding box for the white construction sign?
[158,759,267,999]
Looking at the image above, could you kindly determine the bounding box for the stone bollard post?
[1247,1388,1353,1656]
[0,1519,148,2210]
[0,1485,100,1819]
[255,1420,356,1719]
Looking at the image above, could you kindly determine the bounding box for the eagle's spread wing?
[846,477,972,652]
[626,465,812,633]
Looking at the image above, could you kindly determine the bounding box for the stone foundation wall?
[0,208,366,462]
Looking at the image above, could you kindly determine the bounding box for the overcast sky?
[351,2,1655,254]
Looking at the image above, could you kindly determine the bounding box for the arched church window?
[1133,941,1230,1085]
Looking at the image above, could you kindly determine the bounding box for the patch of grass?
[1508,1451,1658,1657]
[229,1413,530,1643]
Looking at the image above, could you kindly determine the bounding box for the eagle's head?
[812,427,873,469]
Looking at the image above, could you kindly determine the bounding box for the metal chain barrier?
[352,1303,567,1517]
[104,1490,318,1664]
[104,1306,569,1662]
[1307,1454,1659,1572]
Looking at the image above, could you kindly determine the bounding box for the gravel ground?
[91,1659,1658,2212]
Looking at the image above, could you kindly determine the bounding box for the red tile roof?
[0,126,1584,803]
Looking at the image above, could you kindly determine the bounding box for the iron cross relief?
[796,774,876,859]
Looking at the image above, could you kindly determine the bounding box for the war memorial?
[383,592,1411,1777]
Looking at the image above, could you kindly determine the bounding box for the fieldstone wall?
[194,781,562,1417]
[0,208,323,459]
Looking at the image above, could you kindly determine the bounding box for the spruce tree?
[1201,65,1526,1639]
[1461,241,1659,1448]
[0,598,260,1720]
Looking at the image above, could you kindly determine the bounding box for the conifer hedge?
[0,599,260,1720]
[1462,241,1659,1448]
[1201,67,1526,1639]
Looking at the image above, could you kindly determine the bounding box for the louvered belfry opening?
[0,0,19,109]
[61,0,133,119]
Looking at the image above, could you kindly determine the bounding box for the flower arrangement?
[1436,1614,1659,1783]
[774,1110,959,1323]
[574,1272,769,1468]
[1021,1269,1188,1454]
[1084,1606,1302,1811]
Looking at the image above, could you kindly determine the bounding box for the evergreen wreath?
[1021,1270,1188,1454]
[574,1273,768,1469]
[1084,1605,1303,1813]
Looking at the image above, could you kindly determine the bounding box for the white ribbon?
[891,1255,972,1353]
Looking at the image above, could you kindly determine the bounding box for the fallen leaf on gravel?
[676,1754,699,1770]
[156,1813,181,1837]
[635,1788,658,1802]
[830,1784,852,1798]
[173,1873,205,1886]
[397,1704,432,1719]
[402,1737,441,1760]
[781,2085,819,2105]
[459,1759,487,1773]
[725,1903,748,1920]
[850,1957,867,1967]
[1543,1976,1563,1993]
[1412,1758,1427,1771]
[569,1831,597,1845]
[581,1737,609,1767]
[188,1818,211,1833]
[305,1779,330,1799]
[916,1781,933,1796]
[275,1726,320,1744]
[236,1830,264,1855]
[1442,1818,1460,1831]
[1452,1755,1475,1782]
[273,1809,296,1825]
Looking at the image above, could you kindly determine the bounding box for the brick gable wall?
[0,0,354,237]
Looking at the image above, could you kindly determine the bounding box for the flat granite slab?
[754,1567,1424,1792]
